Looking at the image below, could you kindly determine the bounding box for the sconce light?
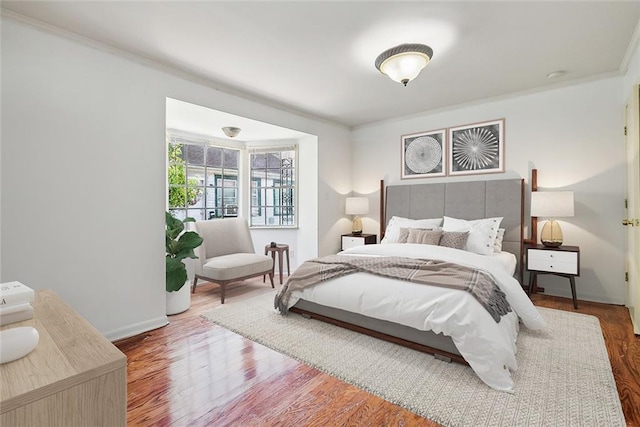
[530,191,574,247]
[345,197,369,235]
[375,43,433,86]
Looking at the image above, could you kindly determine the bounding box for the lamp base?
[352,216,363,235]
[540,219,564,248]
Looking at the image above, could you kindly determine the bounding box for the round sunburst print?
[452,127,499,170]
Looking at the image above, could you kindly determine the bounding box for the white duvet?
[285,243,546,392]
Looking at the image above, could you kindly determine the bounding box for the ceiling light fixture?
[222,126,241,138]
[375,43,433,86]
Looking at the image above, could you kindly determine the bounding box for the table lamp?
[530,191,574,247]
[345,197,369,235]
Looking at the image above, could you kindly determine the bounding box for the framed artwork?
[401,128,446,179]
[448,118,504,176]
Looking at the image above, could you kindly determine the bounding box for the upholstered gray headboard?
[384,179,524,283]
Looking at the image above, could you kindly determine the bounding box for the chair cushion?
[202,253,273,281]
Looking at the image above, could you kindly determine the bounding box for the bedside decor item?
[448,119,504,176]
[530,191,574,247]
[345,197,369,235]
[375,43,433,86]
[401,129,446,179]
[0,326,39,364]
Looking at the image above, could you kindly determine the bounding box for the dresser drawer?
[528,249,578,274]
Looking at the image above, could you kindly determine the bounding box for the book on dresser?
[0,282,35,307]
[0,282,35,326]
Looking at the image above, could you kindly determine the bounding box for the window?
[167,136,239,221]
[250,147,297,227]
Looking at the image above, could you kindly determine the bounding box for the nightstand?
[341,233,376,251]
[526,244,580,308]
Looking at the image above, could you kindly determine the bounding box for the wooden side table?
[264,244,290,285]
[526,244,580,308]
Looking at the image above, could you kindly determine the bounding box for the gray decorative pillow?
[397,227,411,243]
[407,229,442,245]
[439,231,469,249]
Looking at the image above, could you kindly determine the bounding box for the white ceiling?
[3,1,640,130]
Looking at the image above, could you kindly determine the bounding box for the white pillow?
[381,216,442,244]
[494,228,505,253]
[442,216,503,255]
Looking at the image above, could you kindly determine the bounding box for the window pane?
[266,152,281,168]
[168,143,186,163]
[251,153,266,169]
[205,188,218,208]
[168,185,187,209]
[186,187,203,207]
[206,147,222,168]
[205,169,221,187]
[266,207,278,226]
[265,188,277,207]
[186,165,205,186]
[251,211,265,226]
[224,170,238,183]
[251,169,266,182]
[185,145,205,166]
[267,169,281,182]
[224,150,239,169]
[282,151,295,167]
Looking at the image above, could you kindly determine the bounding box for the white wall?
[352,78,628,304]
[1,17,350,340]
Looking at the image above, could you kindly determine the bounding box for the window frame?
[248,145,298,229]
[167,135,240,221]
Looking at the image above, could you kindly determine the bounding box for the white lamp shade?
[530,191,574,218]
[345,197,369,215]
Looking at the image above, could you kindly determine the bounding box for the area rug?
[202,292,625,426]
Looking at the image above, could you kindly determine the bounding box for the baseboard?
[104,315,169,342]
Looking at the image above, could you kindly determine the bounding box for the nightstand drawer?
[528,258,578,275]
[527,249,578,275]
[528,249,576,264]
[341,234,376,251]
[342,236,366,250]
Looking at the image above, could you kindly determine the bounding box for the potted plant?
[165,212,203,315]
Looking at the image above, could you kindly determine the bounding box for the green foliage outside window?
[168,144,201,208]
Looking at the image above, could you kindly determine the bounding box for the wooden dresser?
[0,290,127,426]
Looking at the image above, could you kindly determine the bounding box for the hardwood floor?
[116,280,640,426]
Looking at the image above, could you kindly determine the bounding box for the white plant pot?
[166,282,191,315]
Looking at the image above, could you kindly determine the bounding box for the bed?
[275,178,546,392]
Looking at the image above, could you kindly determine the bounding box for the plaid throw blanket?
[274,255,512,323]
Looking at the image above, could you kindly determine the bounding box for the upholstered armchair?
[191,218,274,303]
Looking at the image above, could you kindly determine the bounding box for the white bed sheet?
[285,243,546,392]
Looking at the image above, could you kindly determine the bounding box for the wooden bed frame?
[290,178,525,364]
